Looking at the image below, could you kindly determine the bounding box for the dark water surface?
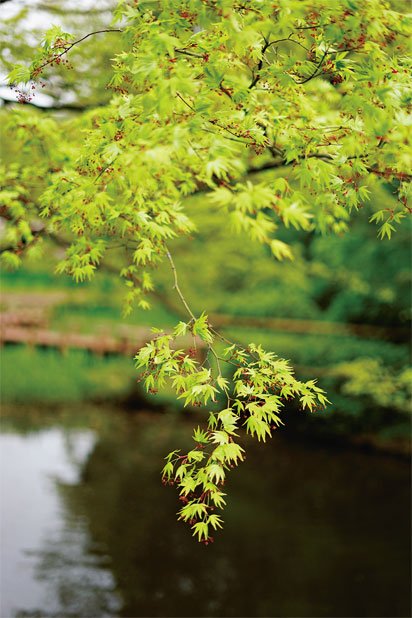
[0,405,410,618]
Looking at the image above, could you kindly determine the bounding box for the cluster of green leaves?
[1,106,195,312]
[136,313,328,541]
[0,163,41,269]
[3,0,411,305]
[0,111,80,271]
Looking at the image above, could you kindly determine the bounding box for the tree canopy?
[1,0,411,543]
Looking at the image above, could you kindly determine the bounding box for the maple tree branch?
[293,48,329,84]
[249,33,310,89]
[32,29,123,75]
[249,37,271,89]
[249,32,332,89]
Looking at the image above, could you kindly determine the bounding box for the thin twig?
[249,33,312,89]
[165,247,196,321]
[175,48,204,59]
[293,47,329,84]
[33,29,123,74]
[267,34,310,53]
[176,92,253,145]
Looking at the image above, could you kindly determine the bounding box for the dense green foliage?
[1,0,410,542]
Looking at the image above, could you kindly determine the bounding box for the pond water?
[0,405,410,618]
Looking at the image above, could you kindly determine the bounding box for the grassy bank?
[0,346,135,404]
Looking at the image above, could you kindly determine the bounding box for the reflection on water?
[0,425,121,618]
[0,406,410,618]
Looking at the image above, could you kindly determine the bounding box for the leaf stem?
[165,247,196,321]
